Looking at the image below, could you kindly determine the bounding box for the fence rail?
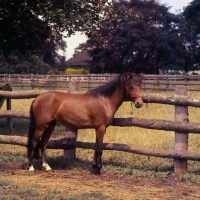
[1,73,200,91]
[0,87,200,175]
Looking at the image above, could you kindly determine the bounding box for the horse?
[27,72,143,174]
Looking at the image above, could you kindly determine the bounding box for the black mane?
[86,73,126,97]
[87,73,142,97]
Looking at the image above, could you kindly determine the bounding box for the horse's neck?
[107,87,125,113]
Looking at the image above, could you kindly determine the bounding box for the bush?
[65,68,89,74]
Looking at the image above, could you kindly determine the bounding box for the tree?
[0,0,112,73]
[0,0,51,59]
[88,0,187,74]
[0,52,51,74]
[183,0,200,35]
[182,0,200,70]
[0,0,112,57]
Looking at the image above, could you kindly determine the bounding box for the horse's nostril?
[135,102,143,108]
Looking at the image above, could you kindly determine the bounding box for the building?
[66,50,92,71]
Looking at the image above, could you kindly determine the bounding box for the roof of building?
[66,50,92,66]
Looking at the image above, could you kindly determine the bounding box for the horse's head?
[125,73,143,108]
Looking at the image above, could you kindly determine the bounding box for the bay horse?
[27,72,143,174]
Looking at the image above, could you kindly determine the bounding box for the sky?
[63,0,192,60]
[160,0,191,12]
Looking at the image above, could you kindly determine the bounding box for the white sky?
[63,0,192,60]
[160,0,191,12]
[64,32,88,59]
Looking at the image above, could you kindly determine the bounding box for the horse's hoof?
[99,168,105,174]
[45,167,52,172]
[28,165,35,172]
[92,164,97,169]
[97,167,105,175]
[42,163,52,172]
[93,167,105,175]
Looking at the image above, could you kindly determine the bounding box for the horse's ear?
[138,73,143,78]
[126,72,134,79]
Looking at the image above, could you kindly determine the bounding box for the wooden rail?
[0,87,200,175]
[1,73,200,91]
[1,110,200,133]
[1,135,200,161]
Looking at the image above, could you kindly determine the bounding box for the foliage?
[0,0,112,55]
[182,0,200,70]
[0,53,51,74]
[183,0,200,35]
[55,55,68,71]
[65,68,89,74]
[0,0,112,72]
[0,0,50,58]
[87,0,188,74]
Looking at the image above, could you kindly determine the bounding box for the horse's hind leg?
[39,122,56,171]
[28,130,44,171]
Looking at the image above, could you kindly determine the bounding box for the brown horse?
[27,72,143,173]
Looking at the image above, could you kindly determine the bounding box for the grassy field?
[0,90,200,199]
[1,90,200,174]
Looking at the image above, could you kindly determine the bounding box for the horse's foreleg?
[94,126,105,174]
[40,123,55,171]
[92,140,97,168]
[92,141,98,169]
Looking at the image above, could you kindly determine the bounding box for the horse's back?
[33,90,116,129]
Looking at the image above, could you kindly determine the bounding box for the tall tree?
[182,0,200,70]
[0,0,112,72]
[88,0,186,74]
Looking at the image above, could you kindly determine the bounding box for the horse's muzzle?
[134,100,143,108]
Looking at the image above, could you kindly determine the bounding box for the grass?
[0,179,119,200]
[0,89,200,190]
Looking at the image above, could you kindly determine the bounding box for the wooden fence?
[1,73,200,91]
[0,87,200,175]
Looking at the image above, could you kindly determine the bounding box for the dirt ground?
[0,162,200,200]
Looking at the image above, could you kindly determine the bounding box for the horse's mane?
[86,74,126,97]
[87,73,141,97]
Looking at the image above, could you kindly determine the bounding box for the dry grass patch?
[0,90,200,199]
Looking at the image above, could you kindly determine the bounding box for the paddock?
[0,87,200,175]
[1,86,200,199]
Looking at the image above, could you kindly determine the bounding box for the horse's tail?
[27,100,40,159]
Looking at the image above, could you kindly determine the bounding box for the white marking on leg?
[42,162,52,171]
[29,165,35,172]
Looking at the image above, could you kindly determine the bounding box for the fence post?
[88,75,91,90]
[174,87,188,175]
[142,74,145,91]
[31,73,34,89]
[166,75,169,91]
[184,74,188,87]
[6,97,12,132]
[64,78,81,159]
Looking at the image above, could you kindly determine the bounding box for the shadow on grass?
[0,118,66,137]
[33,156,93,172]
[31,155,174,180]
[0,118,29,136]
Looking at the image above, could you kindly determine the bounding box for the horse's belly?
[56,112,98,129]
[58,118,96,129]
[55,100,112,128]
